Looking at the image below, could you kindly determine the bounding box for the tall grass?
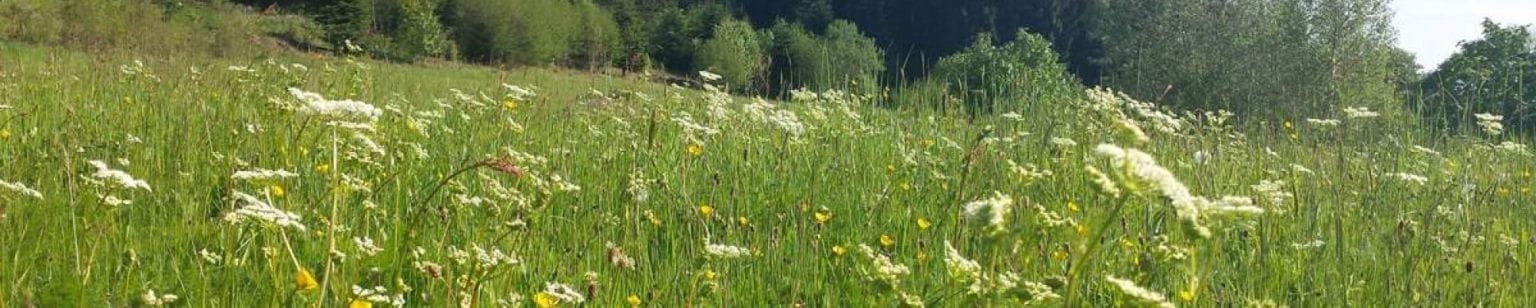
[0,42,1532,307]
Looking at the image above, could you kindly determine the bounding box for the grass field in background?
[1,43,1533,307]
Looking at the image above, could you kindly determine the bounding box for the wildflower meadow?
[1,42,1534,307]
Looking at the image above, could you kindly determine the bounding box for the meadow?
[1,42,1534,307]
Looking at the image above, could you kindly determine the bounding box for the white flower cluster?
[857,244,910,286]
[447,244,522,267]
[1306,118,1342,126]
[289,88,382,122]
[704,241,752,258]
[1093,144,1264,237]
[0,179,42,199]
[141,289,180,306]
[1475,113,1504,135]
[1104,275,1175,308]
[352,285,407,307]
[223,191,306,231]
[1342,106,1380,119]
[231,168,298,181]
[543,282,587,304]
[961,191,1014,235]
[89,160,152,191]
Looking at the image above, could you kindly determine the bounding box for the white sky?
[1391,0,1536,72]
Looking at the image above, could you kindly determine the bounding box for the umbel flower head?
[89,160,151,191]
[962,191,1014,235]
[289,88,382,122]
[1092,144,1263,237]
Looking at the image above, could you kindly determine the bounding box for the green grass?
[1,42,1534,307]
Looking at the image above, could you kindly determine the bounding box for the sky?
[1391,0,1536,72]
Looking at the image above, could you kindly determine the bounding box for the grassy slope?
[1,42,1534,307]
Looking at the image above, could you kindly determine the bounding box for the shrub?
[569,0,622,70]
[765,21,830,94]
[819,20,883,95]
[695,18,764,91]
[448,0,578,66]
[930,30,1078,116]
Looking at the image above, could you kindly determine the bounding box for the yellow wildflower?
[916,218,932,230]
[627,294,642,307]
[502,99,519,112]
[737,216,750,226]
[533,292,561,308]
[296,268,319,290]
[315,163,331,174]
[1067,201,1080,212]
[270,185,286,198]
[814,211,832,224]
[1076,224,1089,237]
[349,298,373,308]
[1178,290,1196,302]
[704,269,717,280]
[686,143,704,157]
[697,204,714,219]
[880,234,895,247]
[0,128,10,139]
[832,245,847,257]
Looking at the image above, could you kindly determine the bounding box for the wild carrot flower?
[224,191,306,231]
[89,160,151,191]
[544,282,586,304]
[289,88,382,121]
[1342,106,1380,119]
[1476,113,1504,135]
[0,179,42,199]
[943,241,981,282]
[231,168,298,181]
[141,289,179,306]
[1104,275,1174,308]
[704,241,752,258]
[962,192,1014,235]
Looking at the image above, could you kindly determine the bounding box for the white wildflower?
[961,191,1014,235]
[0,179,42,199]
[1342,106,1380,119]
[857,244,910,285]
[223,191,306,231]
[1387,172,1429,185]
[198,249,222,265]
[1493,141,1531,155]
[704,242,752,258]
[544,282,586,304]
[89,160,152,191]
[141,289,179,306]
[231,168,298,181]
[355,236,384,256]
[1292,240,1325,249]
[1475,113,1504,135]
[1305,118,1341,126]
[1104,275,1175,308]
[1050,137,1078,147]
[290,88,382,121]
[698,71,723,82]
[1410,145,1441,156]
[1251,180,1291,206]
[352,285,407,306]
[102,195,134,206]
[942,241,981,282]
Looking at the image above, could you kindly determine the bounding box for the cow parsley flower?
[223,191,306,231]
[1475,113,1504,135]
[705,241,752,258]
[943,241,981,282]
[961,191,1014,235]
[231,168,298,181]
[89,160,152,191]
[1104,275,1175,308]
[141,289,179,306]
[1251,180,1291,206]
[289,88,382,121]
[1305,118,1341,126]
[1342,106,1380,119]
[0,179,42,199]
[1387,172,1429,185]
[856,244,910,286]
[544,282,586,304]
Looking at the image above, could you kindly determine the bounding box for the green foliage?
[448,0,580,66]
[258,13,329,51]
[0,0,262,57]
[314,0,375,51]
[369,0,454,61]
[1417,20,1536,134]
[819,20,884,95]
[569,0,622,70]
[1096,0,1408,119]
[696,18,765,91]
[762,20,885,96]
[930,30,1078,116]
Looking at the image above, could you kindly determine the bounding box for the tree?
[1418,20,1536,134]
[696,18,765,91]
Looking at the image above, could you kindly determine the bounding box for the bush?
[569,0,621,70]
[819,20,883,95]
[370,0,453,61]
[695,18,764,91]
[765,21,830,94]
[448,0,578,66]
[930,30,1079,116]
